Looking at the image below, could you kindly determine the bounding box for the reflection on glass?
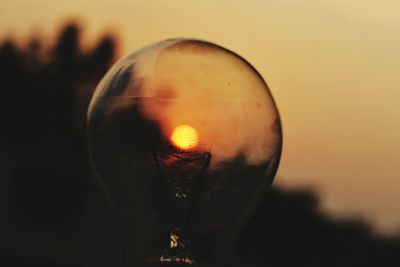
[87,39,282,267]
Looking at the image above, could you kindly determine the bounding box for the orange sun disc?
[171,125,199,150]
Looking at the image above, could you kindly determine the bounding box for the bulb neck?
[153,148,211,266]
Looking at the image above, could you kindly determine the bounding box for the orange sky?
[1,0,399,234]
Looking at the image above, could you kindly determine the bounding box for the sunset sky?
[1,0,399,234]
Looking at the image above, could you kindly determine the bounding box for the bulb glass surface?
[87,39,282,267]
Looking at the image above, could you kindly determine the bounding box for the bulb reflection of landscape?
[87,39,282,267]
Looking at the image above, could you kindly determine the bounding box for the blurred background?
[0,0,399,266]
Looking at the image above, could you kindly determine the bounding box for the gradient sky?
[1,0,399,234]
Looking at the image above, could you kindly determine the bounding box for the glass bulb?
[87,39,282,267]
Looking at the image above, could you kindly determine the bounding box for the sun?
[170,124,199,150]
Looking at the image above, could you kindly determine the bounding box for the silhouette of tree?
[0,22,120,266]
[235,188,400,266]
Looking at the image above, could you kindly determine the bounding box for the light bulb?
[87,39,282,267]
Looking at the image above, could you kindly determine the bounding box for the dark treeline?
[0,23,399,266]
